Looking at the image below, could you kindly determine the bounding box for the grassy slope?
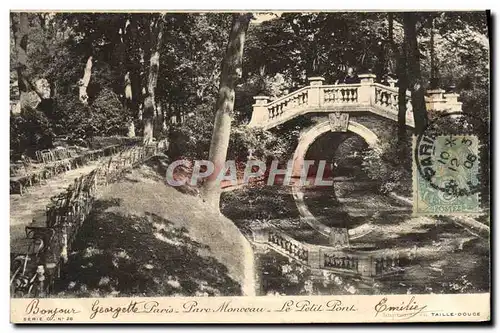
[56,156,255,297]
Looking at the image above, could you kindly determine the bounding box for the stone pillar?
[426,89,446,112]
[357,255,374,278]
[249,96,270,127]
[329,228,350,247]
[307,246,321,269]
[307,77,325,107]
[443,92,463,112]
[357,74,376,105]
[251,227,269,244]
[387,77,397,88]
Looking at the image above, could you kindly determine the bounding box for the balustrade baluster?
[392,93,398,109]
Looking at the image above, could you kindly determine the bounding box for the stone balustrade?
[249,74,462,130]
[252,226,408,280]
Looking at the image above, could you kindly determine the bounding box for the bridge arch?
[291,119,378,178]
[290,119,379,243]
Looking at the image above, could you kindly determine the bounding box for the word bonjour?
[165,159,336,187]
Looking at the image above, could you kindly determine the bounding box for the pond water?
[220,178,490,296]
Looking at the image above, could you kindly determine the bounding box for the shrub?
[10,106,54,159]
[168,106,297,163]
[51,89,128,143]
[361,133,412,196]
[228,126,292,162]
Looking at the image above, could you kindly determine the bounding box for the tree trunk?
[387,12,395,75]
[143,96,154,142]
[429,16,439,89]
[403,12,428,135]
[162,102,168,130]
[143,15,165,144]
[397,42,408,147]
[79,56,93,105]
[12,12,31,109]
[201,13,252,209]
[123,17,142,135]
[127,121,136,138]
[124,71,136,137]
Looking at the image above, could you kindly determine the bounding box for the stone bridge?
[249,74,462,130]
[248,74,462,177]
[247,74,463,245]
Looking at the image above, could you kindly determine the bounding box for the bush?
[51,89,128,143]
[228,126,293,162]
[361,133,412,196]
[168,106,215,160]
[168,106,296,163]
[10,106,54,159]
[90,88,129,136]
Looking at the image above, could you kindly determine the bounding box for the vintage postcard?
[9,10,490,323]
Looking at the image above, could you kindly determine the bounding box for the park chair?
[40,150,56,164]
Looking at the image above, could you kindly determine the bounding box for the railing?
[10,140,167,297]
[253,226,410,280]
[35,147,79,164]
[10,144,123,195]
[373,83,414,123]
[374,255,402,276]
[249,74,462,129]
[268,230,308,264]
[323,84,360,105]
[323,252,359,273]
[267,87,309,120]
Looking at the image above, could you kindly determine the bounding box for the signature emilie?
[374,296,428,319]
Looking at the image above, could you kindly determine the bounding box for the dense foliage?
[361,132,412,195]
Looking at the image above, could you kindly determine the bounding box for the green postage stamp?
[413,134,482,216]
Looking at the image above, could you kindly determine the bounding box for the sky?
[251,12,283,24]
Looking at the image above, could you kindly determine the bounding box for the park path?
[10,161,104,254]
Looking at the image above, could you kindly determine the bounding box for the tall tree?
[78,56,93,104]
[403,12,428,134]
[123,16,141,137]
[143,14,165,144]
[390,13,409,147]
[201,13,253,208]
[11,12,38,109]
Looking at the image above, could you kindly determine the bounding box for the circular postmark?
[414,112,486,197]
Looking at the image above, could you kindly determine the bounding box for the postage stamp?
[413,134,482,216]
